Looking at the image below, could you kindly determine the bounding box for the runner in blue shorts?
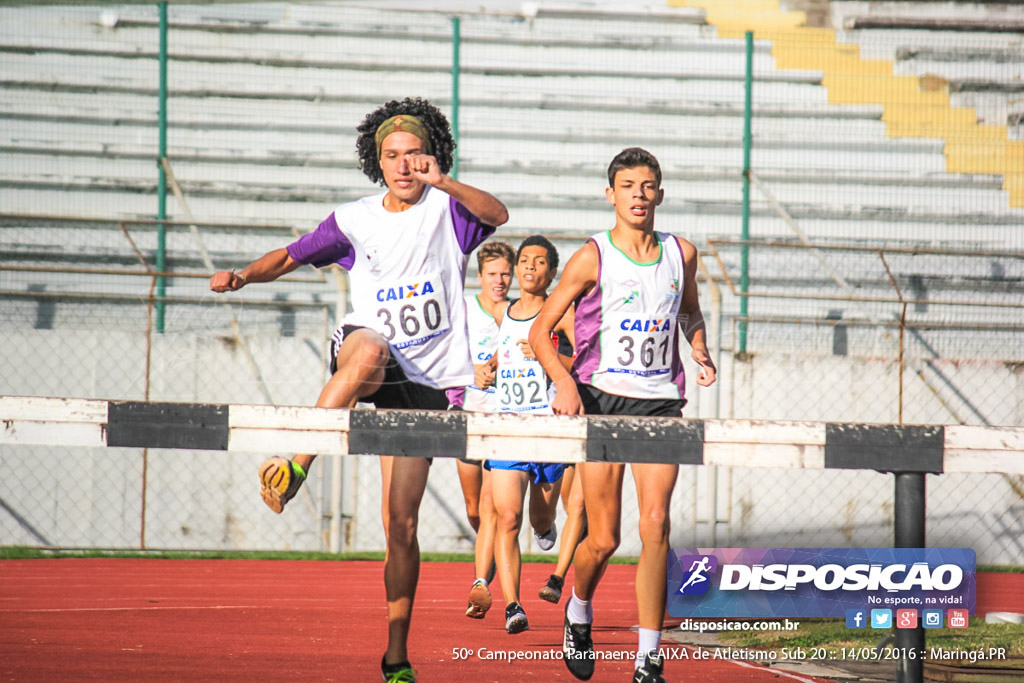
[481,236,577,634]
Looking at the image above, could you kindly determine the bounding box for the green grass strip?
[0,546,637,564]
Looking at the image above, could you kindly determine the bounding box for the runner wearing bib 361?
[529,148,716,683]
[572,230,686,402]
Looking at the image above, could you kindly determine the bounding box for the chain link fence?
[1,3,1021,565]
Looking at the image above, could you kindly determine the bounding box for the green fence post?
[155,2,169,332]
[739,30,753,354]
[450,15,461,180]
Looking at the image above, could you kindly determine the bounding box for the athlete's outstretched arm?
[676,237,716,387]
[210,247,302,292]
[529,242,599,415]
[407,154,509,227]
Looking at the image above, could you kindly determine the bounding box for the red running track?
[1,559,1021,682]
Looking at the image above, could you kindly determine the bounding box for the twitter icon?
[871,609,893,629]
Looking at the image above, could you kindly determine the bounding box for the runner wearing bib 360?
[210,97,509,683]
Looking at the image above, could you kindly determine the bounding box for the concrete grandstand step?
[0,88,888,142]
[0,38,819,86]
[2,121,954,176]
[4,185,1018,249]
[6,150,1014,218]
[0,3,710,46]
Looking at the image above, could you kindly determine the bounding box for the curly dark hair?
[355,97,455,186]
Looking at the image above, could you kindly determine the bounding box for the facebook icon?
[846,609,867,629]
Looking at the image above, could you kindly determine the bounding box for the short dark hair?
[356,97,455,186]
[516,235,559,272]
[607,147,662,187]
[476,240,515,272]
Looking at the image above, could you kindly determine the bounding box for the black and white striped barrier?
[9,395,1017,683]
[2,396,1022,474]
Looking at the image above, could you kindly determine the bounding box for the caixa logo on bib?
[666,548,976,619]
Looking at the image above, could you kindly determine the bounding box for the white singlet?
[287,185,493,389]
[571,230,686,400]
[462,293,500,412]
[494,300,555,414]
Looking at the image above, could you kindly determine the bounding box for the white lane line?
[1,605,265,613]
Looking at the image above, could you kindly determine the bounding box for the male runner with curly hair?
[211,97,508,683]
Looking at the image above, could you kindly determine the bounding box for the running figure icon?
[678,557,712,594]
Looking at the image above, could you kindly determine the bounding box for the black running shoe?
[562,603,595,680]
[381,655,417,683]
[539,574,564,603]
[631,651,665,683]
[504,602,529,634]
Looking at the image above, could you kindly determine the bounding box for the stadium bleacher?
[1,1,1022,560]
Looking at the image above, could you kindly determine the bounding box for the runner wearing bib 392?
[480,236,578,635]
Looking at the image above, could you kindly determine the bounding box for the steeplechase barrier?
[3,395,1023,683]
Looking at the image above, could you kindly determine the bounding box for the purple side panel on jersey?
[670,235,687,400]
[570,238,603,385]
[286,212,357,270]
[450,196,496,254]
[446,386,465,408]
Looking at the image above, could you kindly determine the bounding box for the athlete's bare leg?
[631,463,677,631]
[456,459,484,533]
[489,468,530,606]
[572,462,625,602]
[552,466,586,580]
[261,330,389,514]
[474,466,496,579]
[380,455,393,541]
[383,455,431,667]
[293,329,389,473]
[527,477,563,537]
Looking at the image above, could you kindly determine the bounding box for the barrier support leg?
[894,472,925,683]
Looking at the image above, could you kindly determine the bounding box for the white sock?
[636,628,661,668]
[566,588,593,625]
[474,577,489,586]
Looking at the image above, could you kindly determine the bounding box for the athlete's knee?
[339,337,389,378]
[638,508,671,545]
[495,505,522,534]
[587,527,620,561]
[462,495,480,520]
[466,513,481,533]
[566,495,585,517]
[528,503,554,530]
[387,511,419,549]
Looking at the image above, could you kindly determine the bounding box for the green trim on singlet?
[474,293,497,319]
[606,230,662,266]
